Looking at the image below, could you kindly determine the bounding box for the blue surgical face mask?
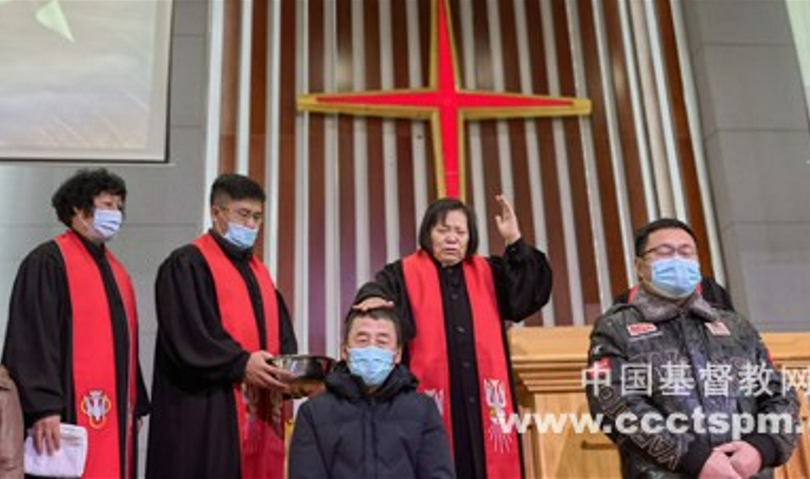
[91,209,123,241]
[649,257,701,299]
[223,222,258,250]
[347,346,396,387]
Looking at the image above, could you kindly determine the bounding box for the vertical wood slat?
[307,0,326,355]
[420,0,438,205]
[486,0,516,205]
[218,0,241,174]
[323,0,340,356]
[275,0,298,318]
[351,0,371,333]
[407,0,429,230]
[630,0,673,218]
[364,0,387,273]
[525,0,573,326]
[569,0,614,315]
[391,0,418,256]
[618,0,659,223]
[336,0,357,321]
[265,0,282,276]
[379,0,400,263]
[602,0,648,230]
[498,0,542,326]
[552,0,599,324]
[248,0,267,184]
[248,0,268,260]
[577,0,628,297]
[471,0,504,257]
[499,0,534,248]
[591,0,636,285]
[644,0,686,220]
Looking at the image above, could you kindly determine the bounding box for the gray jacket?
[586,287,799,479]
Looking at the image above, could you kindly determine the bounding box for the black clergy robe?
[145,232,297,479]
[1,233,149,479]
[355,238,552,479]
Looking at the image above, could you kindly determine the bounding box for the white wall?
[684,0,810,331]
[0,0,211,474]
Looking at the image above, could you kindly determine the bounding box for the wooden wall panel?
[336,0,357,319]
[275,0,298,314]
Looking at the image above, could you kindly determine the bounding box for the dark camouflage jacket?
[586,287,799,479]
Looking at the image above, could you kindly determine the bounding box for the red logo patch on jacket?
[705,321,731,336]
[627,323,658,337]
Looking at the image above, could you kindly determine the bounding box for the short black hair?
[417,198,479,257]
[634,218,697,257]
[209,173,266,206]
[343,307,403,347]
[51,168,127,227]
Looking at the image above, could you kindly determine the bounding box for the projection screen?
[0,0,173,162]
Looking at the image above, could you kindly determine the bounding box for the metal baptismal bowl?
[268,354,336,397]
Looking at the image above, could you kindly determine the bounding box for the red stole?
[403,251,522,479]
[193,234,283,479]
[55,230,138,479]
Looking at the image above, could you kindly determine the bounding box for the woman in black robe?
[354,195,552,479]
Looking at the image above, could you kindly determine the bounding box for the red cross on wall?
[298,0,591,200]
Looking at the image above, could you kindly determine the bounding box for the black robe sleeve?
[153,247,250,385]
[487,238,553,322]
[135,364,150,417]
[1,243,70,425]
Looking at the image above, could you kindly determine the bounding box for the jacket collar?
[631,284,718,323]
[325,362,417,402]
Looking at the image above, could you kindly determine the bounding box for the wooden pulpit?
[509,326,810,478]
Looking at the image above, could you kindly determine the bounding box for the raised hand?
[494,195,521,245]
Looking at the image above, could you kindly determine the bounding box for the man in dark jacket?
[289,307,455,479]
[586,218,799,479]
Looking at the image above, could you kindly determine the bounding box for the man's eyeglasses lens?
[642,244,695,258]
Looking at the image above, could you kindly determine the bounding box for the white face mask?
[222,222,259,250]
[89,209,123,242]
[648,257,701,299]
[347,346,396,387]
